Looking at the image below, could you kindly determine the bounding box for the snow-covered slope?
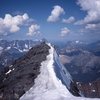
[20,43,99,100]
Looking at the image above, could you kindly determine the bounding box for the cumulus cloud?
[76,0,100,24]
[62,16,75,24]
[74,0,100,36]
[0,13,41,37]
[60,27,70,37]
[0,13,29,36]
[47,5,65,22]
[27,24,40,36]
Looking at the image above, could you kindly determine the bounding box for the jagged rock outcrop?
[0,42,50,100]
[77,80,100,98]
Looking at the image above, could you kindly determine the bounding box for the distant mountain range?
[59,40,100,97]
[59,40,100,82]
[0,40,41,67]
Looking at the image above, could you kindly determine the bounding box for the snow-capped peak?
[20,43,99,100]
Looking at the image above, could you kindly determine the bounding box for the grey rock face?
[0,42,50,100]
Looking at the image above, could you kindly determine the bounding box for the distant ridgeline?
[59,40,100,98]
[0,40,41,67]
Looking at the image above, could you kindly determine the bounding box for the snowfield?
[20,43,99,100]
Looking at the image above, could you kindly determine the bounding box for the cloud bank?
[76,0,100,24]
[0,13,40,37]
[74,0,100,35]
[0,13,29,35]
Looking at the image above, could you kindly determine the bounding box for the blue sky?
[0,0,100,42]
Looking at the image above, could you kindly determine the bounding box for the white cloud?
[78,23,100,35]
[76,0,100,24]
[85,24,96,29]
[75,0,100,35]
[27,24,40,36]
[62,16,75,24]
[0,13,41,37]
[60,27,70,37]
[47,5,65,22]
[0,13,29,35]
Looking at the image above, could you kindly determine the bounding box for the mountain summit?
[0,42,50,100]
[0,42,99,100]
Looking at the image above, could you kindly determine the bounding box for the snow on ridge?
[5,69,12,75]
[5,68,15,75]
[20,43,99,100]
[53,48,72,90]
[6,46,11,50]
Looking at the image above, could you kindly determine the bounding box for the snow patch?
[5,68,15,75]
[92,90,96,92]
[9,65,13,68]
[23,49,29,52]
[25,44,28,48]
[89,83,92,86]
[5,69,12,75]
[6,46,11,50]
